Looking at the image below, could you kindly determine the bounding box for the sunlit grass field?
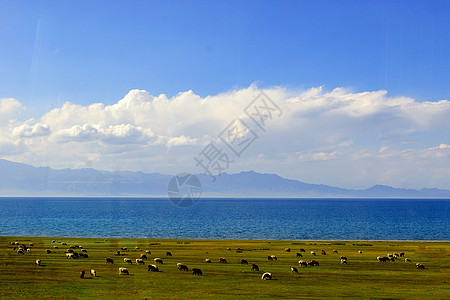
[0,236,449,299]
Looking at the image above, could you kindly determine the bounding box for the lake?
[0,198,448,240]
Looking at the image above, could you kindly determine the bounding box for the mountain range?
[0,159,448,198]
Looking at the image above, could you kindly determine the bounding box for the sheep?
[311,251,316,256]
[358,251,363,254]
[251,264,259,271]
[240,259,248,265]
[261,272,272,280]
[296,253,302,257]
[166,252,172,256]
[267,256,273,261]
[270,255,277,260]
[298,260,307,267]
[285,248,291,252]
[35,259,41,266]
[79,253,88,259]
[192,268,203,275]
[321,250,326,255]
[291,267,298,273]
[124,258,132,264]
[61,242,67,245]
[416,263,425,269]
[52,240,55,243]
[29,243,34,247]
[121,247,128,251]
[333,250,338,254]
[405,258,411,263]
[341,259,347,264]
[205,258,211,263]
[106,258,114,264]
[117,251,121,256]
[299,248,306,252]
[154,258,163,264]
[219,257,227,263]
[119,267,129,275]
[17,249,24,255]
[145,250,151,254]
[81,249,87,253]
[177,263,188,271]
[377,256,389,262]
[227,248,231,251]
[340,256,347,261]
[400,252,405,257]
[90,269,96,277]
[136,258,145,265]
[66,253,74,259]
[80,271,85,279]
[148,264,159,272]
[45,249,51,254]
[135,246,139,250]
[27,249,31,253]
[53,246,58,249]
[140,254,148,260]
[307,260,319,267]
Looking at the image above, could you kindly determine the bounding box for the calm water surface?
[0,198,448,240]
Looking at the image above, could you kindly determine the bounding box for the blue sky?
[1,0,448,110]
[0,0,449,189]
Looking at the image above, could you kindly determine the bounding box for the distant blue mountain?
[0,159,448,198]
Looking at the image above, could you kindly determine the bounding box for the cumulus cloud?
[0,85,448,189]
[13,123,51,138]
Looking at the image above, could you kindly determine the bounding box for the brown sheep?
[298,260,307,267]
[219,257,227,263]
[148,264,159,272]
[177,263,188,271]
[166,252,172,256]
[192,268,202,275]
[251,264,259,271]
[80,270,85,279]
[240,259,248,265]
[105,257,114,264]
[296,253,302,257]
[416,263,425,269]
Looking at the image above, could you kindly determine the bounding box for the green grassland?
[0,237,449,299]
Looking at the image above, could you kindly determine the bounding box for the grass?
[0,237,449,299]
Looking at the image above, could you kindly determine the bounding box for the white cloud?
[0,85,449,189]
[13,123,51,138]
[167,135,198,147]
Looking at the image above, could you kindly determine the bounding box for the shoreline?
[2,235,449,243]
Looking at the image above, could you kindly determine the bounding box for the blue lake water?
[0,198,448,240]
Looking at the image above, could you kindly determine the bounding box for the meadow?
[0,236,449,299]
